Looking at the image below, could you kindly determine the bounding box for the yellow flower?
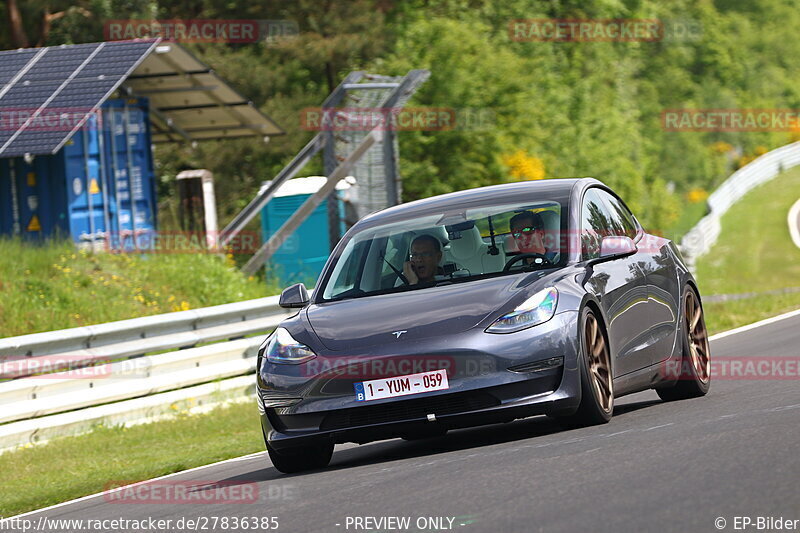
[709,141,733,154]
[180,301,191,311]
[502,150,545,181]
[687,188,709,204]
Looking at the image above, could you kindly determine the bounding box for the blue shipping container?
[0,98,157,248]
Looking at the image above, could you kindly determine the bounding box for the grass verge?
[696,166,800,334]
[0,401,264,517]
[0,240,279,337]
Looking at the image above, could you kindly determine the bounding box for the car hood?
[306,274,543,352]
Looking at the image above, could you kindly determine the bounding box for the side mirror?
[279,283,310,309]
[599,235,637,260]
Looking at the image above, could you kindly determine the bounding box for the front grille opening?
[508,356,564,373]
[320,390,499,431]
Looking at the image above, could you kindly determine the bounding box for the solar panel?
[0,49,39,87]
[0,40,158,158]
[0,40,284,155]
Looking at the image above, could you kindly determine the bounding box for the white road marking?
[788,198,800,249]
[642,423,674,431]
[709,308,800,341]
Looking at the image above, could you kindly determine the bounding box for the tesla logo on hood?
[392,330,408,339]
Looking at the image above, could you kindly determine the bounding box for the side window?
[580,189,610,260]
[330,240,367,295]
[596,190,637,239]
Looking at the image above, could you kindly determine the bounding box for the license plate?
[354,369,449,402]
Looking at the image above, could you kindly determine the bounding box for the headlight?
[486,287,558,333]
[262,327,317,364]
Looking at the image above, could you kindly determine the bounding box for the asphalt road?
[9,313,800,533]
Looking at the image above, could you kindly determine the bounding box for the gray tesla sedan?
[256,178,711,473]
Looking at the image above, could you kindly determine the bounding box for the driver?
[509,211,557,265]
[403,234,442,285]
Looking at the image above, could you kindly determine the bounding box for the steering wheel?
[503,253,552,272]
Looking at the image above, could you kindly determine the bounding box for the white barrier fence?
[0,296,293,451]
[680,141,800,267]
[0,296,289,378]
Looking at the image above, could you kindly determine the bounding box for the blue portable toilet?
[0,98,157,248]
[260,176,354,287]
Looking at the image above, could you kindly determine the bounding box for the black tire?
[568,306,614,426]
[657,285,711,401]
[266,440,334,474]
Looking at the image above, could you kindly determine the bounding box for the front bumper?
[258,310,581,449]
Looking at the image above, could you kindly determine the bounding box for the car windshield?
[318,200,566,302]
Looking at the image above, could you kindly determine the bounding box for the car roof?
[358,177,593,227]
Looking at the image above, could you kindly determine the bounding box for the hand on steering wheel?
[503,253,552,272]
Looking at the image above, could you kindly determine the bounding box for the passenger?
[509,211,557,264]
[402,234,443,285]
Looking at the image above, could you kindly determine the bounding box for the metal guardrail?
[0,295,290,379]
[0,296,293,450]
[0,337,262,425]
[680,142,800,267]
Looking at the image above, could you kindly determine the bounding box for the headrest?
[410,226,449,248]
[448,226,483,259]
[539,210,560,231]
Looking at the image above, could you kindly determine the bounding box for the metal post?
[323,72,365,252]
[107,109,123,250]
[123,104,139,251]
[82,127,96,245]
[97,110,112,246]
[8,159,20,235]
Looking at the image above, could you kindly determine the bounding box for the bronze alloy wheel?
[585,312,613,413]
[656,286,711,402]
[685,290,711,384]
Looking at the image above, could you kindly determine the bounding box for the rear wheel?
[266,440,334,474]
[657,286,711,401]
[567,307,613,426]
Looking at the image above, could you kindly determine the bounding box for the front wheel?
[657,286,711,401]
[266,440,334,474]
[566,307,614,426]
